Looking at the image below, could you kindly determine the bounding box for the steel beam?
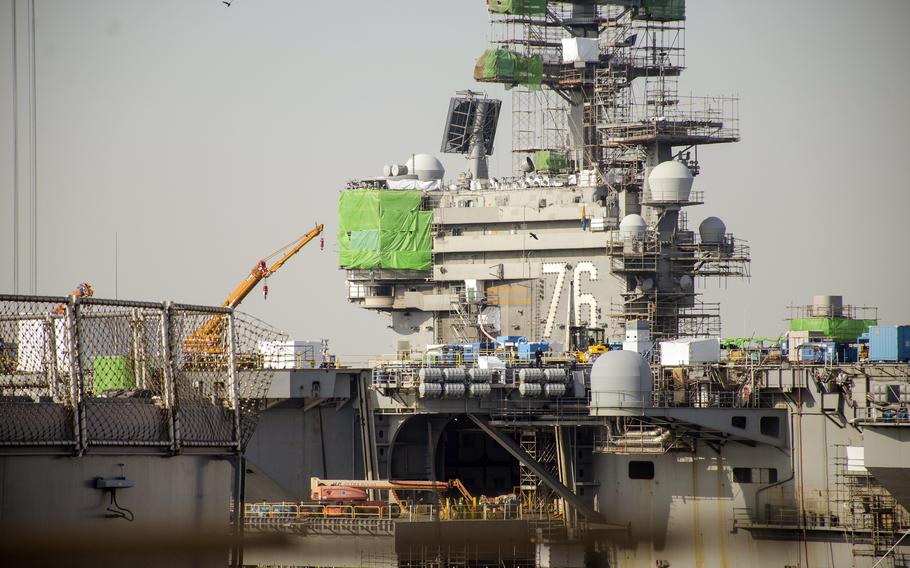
[466,414,615,525]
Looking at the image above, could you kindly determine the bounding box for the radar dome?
[648,160,693,202]
[698,216,726,244]
[405,154,445,182]
[619,214,647,238]
[589,350,652,416]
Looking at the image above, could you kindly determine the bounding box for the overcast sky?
[1,0,908,357]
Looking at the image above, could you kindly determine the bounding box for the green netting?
[534,150,568,172]
[789,318,877,342]
[338,190,431,271]
[487,0,547,16]
[636,0,686,21]
[474,50,543,88]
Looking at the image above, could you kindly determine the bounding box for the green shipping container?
[93,355,135,393]
[487,0,547,17]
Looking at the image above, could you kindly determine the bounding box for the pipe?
[754,394,798,521]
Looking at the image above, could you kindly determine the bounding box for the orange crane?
[309,476,476,512]
[184,224,324,353]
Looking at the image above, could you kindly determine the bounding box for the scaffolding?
[832,445,910,565]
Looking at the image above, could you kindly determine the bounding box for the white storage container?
[258,340,323,369]
[659,337,721,366]
[561,38,600,64]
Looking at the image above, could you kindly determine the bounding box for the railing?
[244,500,572,530]
[855,405,910,424]
[0,295,284,452]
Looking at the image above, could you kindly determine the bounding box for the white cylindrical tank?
[468,368,493,383]
[619,214,647,239]
[405,154,445,182]
[382,165,393,177]
[418,368,443,383]
[518,368,545,384]
[443,367,466,383]
[390,164,409,177]
[698,217,726,244]
[544,383,567,398]
[468,383,492,398]
[418,382,443,399]
[442,383,465,398]
[589,350,652,415]
[544,368,568,384]
[648,161,693,202]
[518,382,543,398]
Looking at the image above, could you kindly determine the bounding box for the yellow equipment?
[185,224,324,353]
[570,325,607,363]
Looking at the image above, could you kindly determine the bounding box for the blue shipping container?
[798,342,836,363]
[869,325,910,362]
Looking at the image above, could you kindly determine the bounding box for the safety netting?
[0,295,284,451]
[473,49,543,89]
[789,318,877,343]
[487,0,547,16]
[534,150,568,172]
[635,0,686,21]
[338,190,432,271]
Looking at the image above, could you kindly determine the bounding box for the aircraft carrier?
[241,2,910,567]
[1,2,908,568]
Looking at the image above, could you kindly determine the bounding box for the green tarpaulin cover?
[338,190,432,271]
[474,49,543,88]
[789,318,877,342]
[534,150,568,172]
[487,0,547,17]
[636,0,686,21]
[93,355,135,393]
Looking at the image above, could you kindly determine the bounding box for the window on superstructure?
[733,467,778,484]
[731,416,747,429]
[628,461,654,480]
[760,416,780,438]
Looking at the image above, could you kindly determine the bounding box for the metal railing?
[0,295,284,452]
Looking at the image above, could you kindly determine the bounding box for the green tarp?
[636,0,686,21]
[487,0,547,16]
[338,190,432,271]
[789,318,877,343]
[474,49,543,88]
[93,355,135,393]
[534,150,568,172]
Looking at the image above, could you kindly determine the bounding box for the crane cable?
[260,226,321,265]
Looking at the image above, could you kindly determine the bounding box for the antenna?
[440,90,501,180]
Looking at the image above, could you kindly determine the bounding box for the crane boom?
[221,224,324,310]
[185,224,324,353]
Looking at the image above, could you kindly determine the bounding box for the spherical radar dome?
[698,216,726,244]
[619,214,647,238]
[405,154,445,182]
[590,350,652,414]
[648,160,693,202]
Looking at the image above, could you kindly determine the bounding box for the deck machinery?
[242,2,910,568]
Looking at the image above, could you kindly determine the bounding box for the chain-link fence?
[0,295,285,453]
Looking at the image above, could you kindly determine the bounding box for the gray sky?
[1,0,909,358]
